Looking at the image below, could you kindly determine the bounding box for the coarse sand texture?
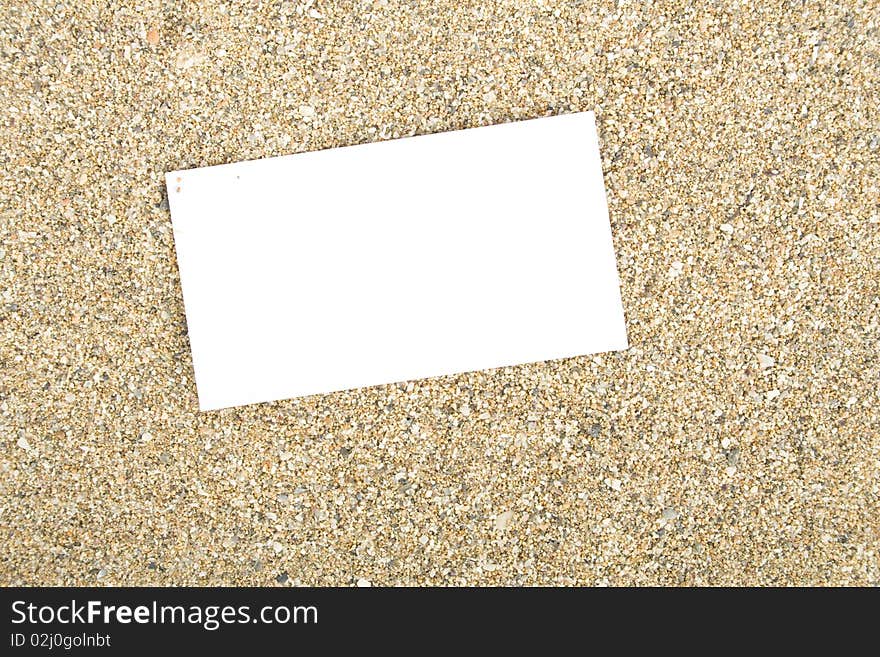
[1,1,878,585]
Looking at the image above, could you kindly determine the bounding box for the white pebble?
[604,477,622,492]
[494,510,514,531]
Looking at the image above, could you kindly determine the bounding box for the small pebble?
[494,510,514,531]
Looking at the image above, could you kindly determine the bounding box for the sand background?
[1,0,878,585]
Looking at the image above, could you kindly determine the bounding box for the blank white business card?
[166,111,627,411]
